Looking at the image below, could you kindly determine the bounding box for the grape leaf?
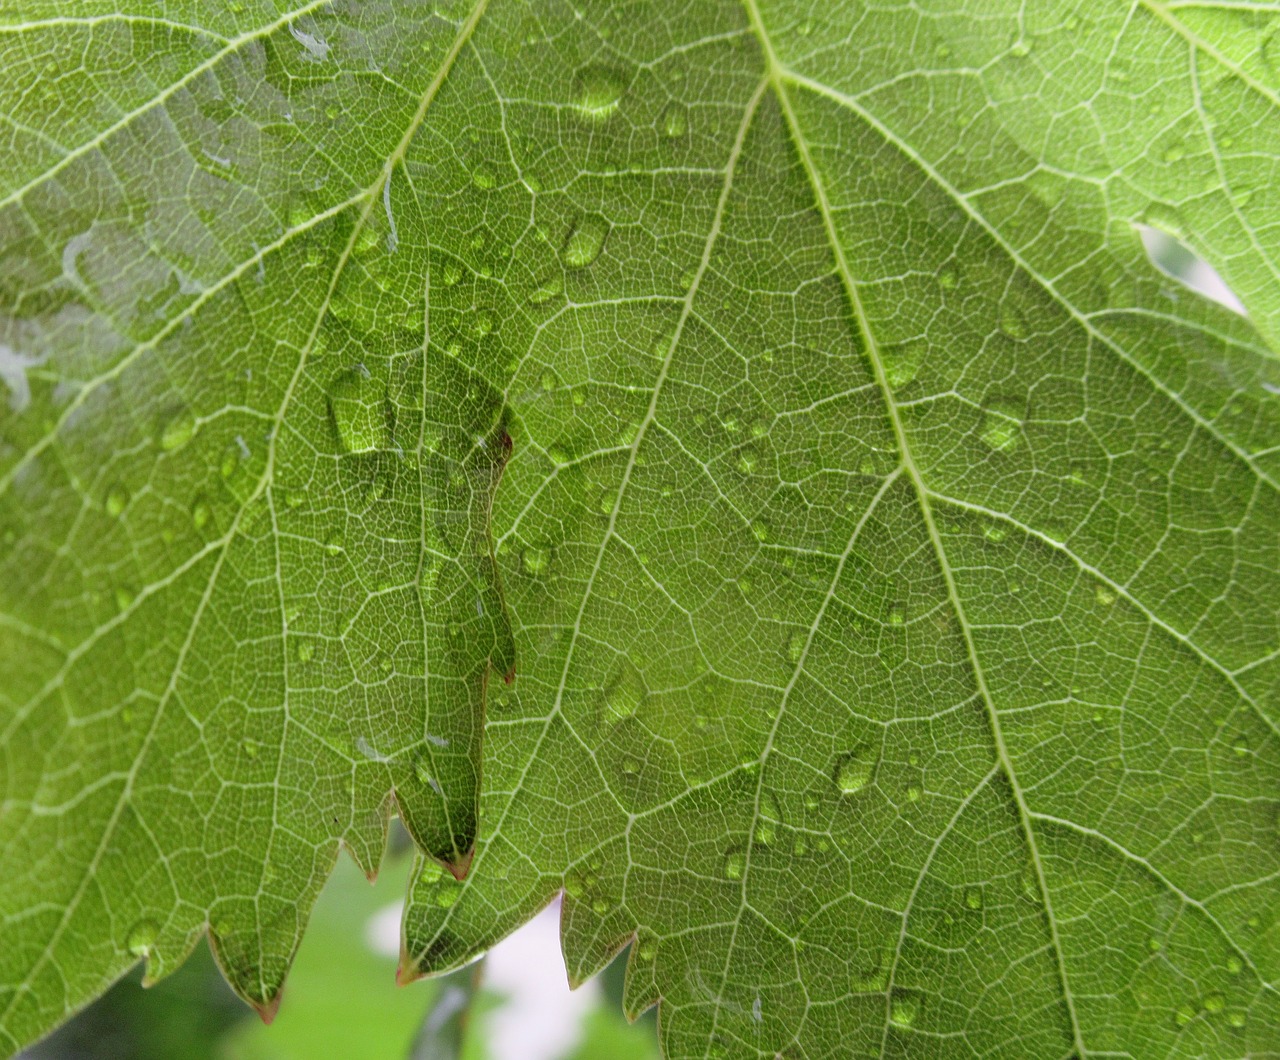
[2,1,1278,1057]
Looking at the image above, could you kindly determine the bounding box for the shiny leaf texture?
[2,1,1279,1057]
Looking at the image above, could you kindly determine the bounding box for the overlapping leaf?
[1,2,1278,1057]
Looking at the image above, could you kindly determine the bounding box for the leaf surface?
[1,2,1278,1057]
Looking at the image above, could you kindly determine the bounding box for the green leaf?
[1,2,1278,1058]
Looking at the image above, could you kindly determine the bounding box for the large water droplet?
[833,745,879,795]
[327,366,389,453]
[528,274,562,304]
[562,215,607,269]
[127,919,159,958]
[573,65,624,120]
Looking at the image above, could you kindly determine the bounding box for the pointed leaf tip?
[252,990,282,1025]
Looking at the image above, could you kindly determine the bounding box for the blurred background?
[16,231,1242,1060]
[20,822,659,1060]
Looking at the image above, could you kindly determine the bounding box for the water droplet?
[472,164,496,189]
[242,736,260,758]
[884,341,923,390]
[1228,1011,1246,1028]
[295,639,314,663]
[637,934,657,961]
[1174,1001,1196,1026]
[1232,734,1250,756]
[660,103,687,138]
[529,274,562,304]
[191,495,212,531]
[522,546,550,576]
[470,309,494,338]
[159,409,197,451]
[723,848,745,880]
[980,405,1023,453]
[964,886,983,910]
[327,367,389,453]
[890,989,921,1027]
[114,587,134,612]
[602,659,645,723]
[983,521,1006,543]
[1203,993,1224,1013]
[1095,584,1116,606]
[755,791,782,846]
[435,884,460,908]
[1009,38,1030,58]
[906,785,921,803]
[323,532,344,556]
[1226,955,1242,975]
[127,919,159,958]
[562,215,607,269]
[833,745,879,795]
[1000,304,1028,340]
[787,632,806,664]
[736,446,760,474]
[106,483,130,518]
[573,65,624,120]
[938,263,959,290]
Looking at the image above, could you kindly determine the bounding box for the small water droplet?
[1228,1011,1246,1028]
[470,309,494,338]
[755,791,782,846]
[573,65,624,120]
[723,848,745,880]
[1203,993,1224,1014]
[114,586,134,612]
[736,446,760,474]
[327,367,389,453]
[1232,734,1250,756]
[602,659,645,723]
[522,547,550,576]
[159,409,197,451]
[127,919,159,958]
[1095,584,1116,606]
[472,164,496,189]
[964,886,983,910]
[323,532,344,556]
[562,215,607,269]
[242,736,259,758]
[659,104,688,140]
[980,405,1023,453]
[833,745,879,795]
[884,341,923,390]
[938,263,959,290]
[1226,955,1242,975]
[787,632,806,664]
[106,483,130,518]
[191,495,212,530]
[637,934,657,961]
[529,274,562,304]
[1174,1001,1196,1026]
[890,989,921,1027]
[435,883,460,908]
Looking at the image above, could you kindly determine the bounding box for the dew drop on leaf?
[561,215,607,269]
[528,275,562,304]
[106,483,129,518]
[602,659,645,723]
[573,65,623,120]
[965,886,983,910]
[126,919,159,958]
[723,848,745,880]
[327,366,389,453]
[521,546,549,576]
[980,405,1023,453]
[890,989,921,1028]
[159,409,197,451]
[833,745,879,795]
[660,103,687,138]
